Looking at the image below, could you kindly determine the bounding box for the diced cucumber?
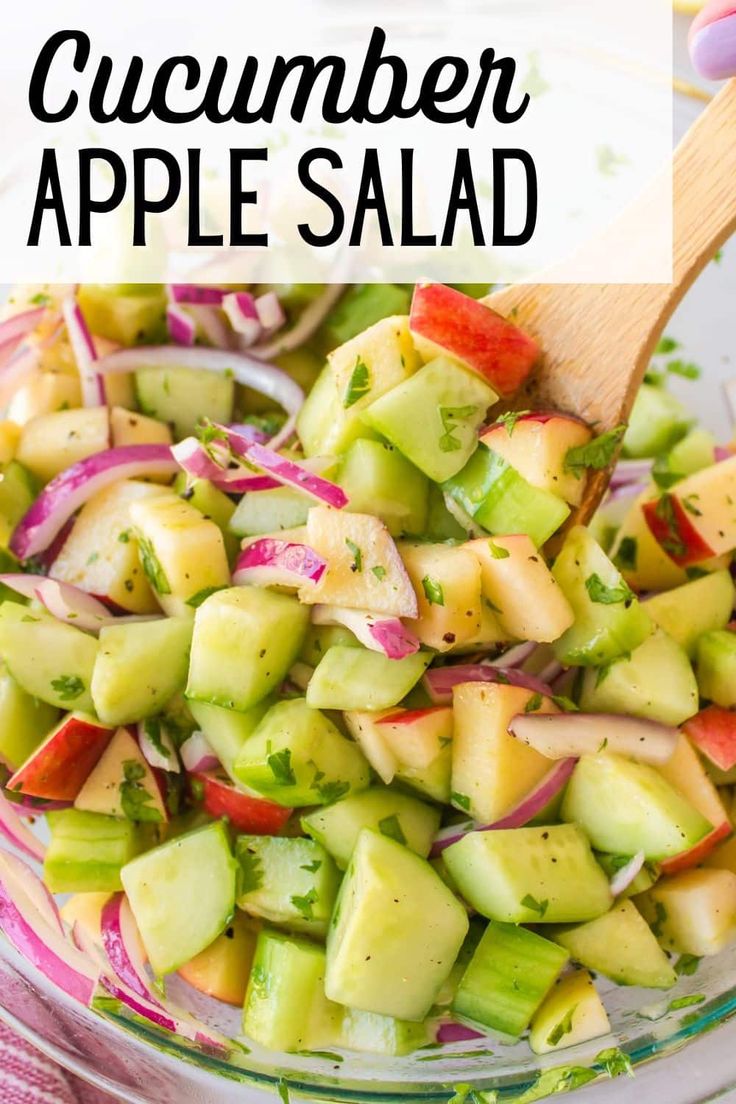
[596,853,660,898]
[561,755,712,860]
[0,664,58,770]
[243,930,342,1051]
[135,366,234,437]
[301,787,441,869]
[306,646,431,711]
[0,601,98,712]
[174,475,239,563]
[44,809,143,893]
[636,868,736,956]
[443,825,611,924]
[0,462,35,547]
[317,284,411,350]
[186,587,309,711]
[452,921,568,1037]
[623,383,691,459]
[696,630,736,707]
[396,742,453,805]
[662,428,716,481]
[299,625,360,667]
[121,821,238,975]
[235,835,340,936]
[91,617,192,726]
[424,483,467,541]
[550,899,676,988]
[234,698,370,806]
[645,570,734,658]
[362,357,497,482]
[188,699,272,782]
[551,526,652,666]
[442,446,570,548]
[529,969,611,1055]
[338,439,428,537]
[325,829,469,1021]
[78,284,168,346]
[297,364,380,458]
[579,630,698,726]
[339,1008,431,1057]
[229,485,312,538]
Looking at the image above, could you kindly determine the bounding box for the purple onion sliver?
[424,664,553,706]
[609,852,646,897]
[169,284,227,306]
[436,1021,485,1044]
[166,304,196,347]
[491,642,537,669]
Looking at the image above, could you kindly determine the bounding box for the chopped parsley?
[546,1005,577,1047]
[613,536,637,571]
[141,717,168,759]
[29,292,52,306]
[422,575,445,606]
[488,540,510,559]
[667,359,701,381]
[300,860,322,873]
[438,405,478,452]
[596,1047,633,1078]
[378,814,407,844]
[552,694,579,712]
[277,1079,290,1104]
[238,848,264,894]
[668,994,705,1011]
[345,538,362,573]
[564,424,627,478]
[585,573,635,606]
[186,585,226,608]
[316,779,350,804]
[117,529,131,543]
[451,792,471,812]
[675,954,701,977]
[520,893,548,917]
[137,535,171,594]
[650,900,668,938]
[494,409,530,437]
[654,493,686,559]
[656,336,680,355]
[120,760,162,823]
[50,675,85,702]
[524,692,543,713]
[343,358,371,408]
[267,748,296,786]
[371,565,386,581]
[290,887,318,921]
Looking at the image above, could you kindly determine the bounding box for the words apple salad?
[0,280,734,1068]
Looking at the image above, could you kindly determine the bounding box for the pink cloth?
[0,1022,118,1103]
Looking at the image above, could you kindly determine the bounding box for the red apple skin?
[8,714,114,801]
[192,772,291,834]
[659,820,732,875]
[684,706,736,772]
[409,283,539,397]
[642,493,716,567]
[377,706,452,727]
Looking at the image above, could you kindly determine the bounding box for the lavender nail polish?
[690,13,736,81]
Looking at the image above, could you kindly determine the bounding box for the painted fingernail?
[690,13,736,80]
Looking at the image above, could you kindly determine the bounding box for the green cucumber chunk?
[442,446,570,548]
[91,617,192,726]
[339,1007,432,1057]
[551,526,652,666]
[78,284,168,346]
[235,835,340,937]
[121,821,238,975]
[362,357,497,482]
[185,586,309,711]
[561,754,712,860]
[549,899,677,988]
[135,366,234,438]
[299,625,361,667]
[297,364,380,458]
[0,664,58,770]
[623,383,692,459]
[233,697,370,806]
[325,829,469,1021]
[228,485,312,538]
[301,787,442,869]
[0,602,98,712]
[188,698,272,782]
[317,283,411,350]
[645,570,734,658]
[443,824,611,924]
[696,630,736,707]
[452,920,568,1037]
[338,439,429,537]
[44,809,144,893]
[306,646,431,712]
[0,462,36,547]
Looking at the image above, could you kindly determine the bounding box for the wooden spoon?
[483,78,736,526]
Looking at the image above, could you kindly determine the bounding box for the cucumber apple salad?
[0,280,735,1069]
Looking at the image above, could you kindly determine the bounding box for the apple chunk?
[410,282,539,397]
[684,706,736,772]
[8,713,114,801]
[191,772,291,834]
[643,456,736,566]
[480,413,592,506]
[74,726,168,823]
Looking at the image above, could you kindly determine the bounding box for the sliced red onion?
[171,437,280,494]
[137,721,179,774]
[251,283,346,360]
[169,284,226,306]
[101,893,157,1003]
[424,664,553,706]
[180,731,220,774]
[507,712,678,766]
[0,851,97,1004]
[715,445,734,463]
[166,303,196,347]
[99,975,229,1052]
[244,443,348,508]
[93,348,304,447]
[5,794,73,815]
[223,292,262,345]
[430,758,577,857]
[62,295,105,407]
[492,642,538,669]
[187,305,235,351]
[436,1021,485,1044]
[0,342,41,406]
[536,659,564,684]
[607,480,650,504]
[10,445,179,561]
[71,918,107,969]
[226,422,270,446]
[442,492,485,538]
[312,605,420,660]
[0,306,47,354]
[233,539,326,589]
[0,574,111,633]
[255,292,286,336]
[0,791,46,863]
[1,853,63,934]
[611,459,652,488]
[609,852,646,897]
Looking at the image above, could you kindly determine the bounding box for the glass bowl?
[2,17,736,1104]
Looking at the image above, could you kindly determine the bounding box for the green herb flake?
[277,1078,290,1104]
[494,409,530,437]
[667,359,701,381]
[371,565,386,581]
[86,551,99,565]
[186,585,226,608]
[585,573,635,606]
[685,566,709,581]
[651,456,682,491]
[682,494,702,518]
[524,692,543,714]
[300,860,322,873]
[120,760,162,823]
[654,493,687,559]
[295,1050,344,1062]
[675,954,701,977]
[438,405,478,453]
[655,336,680,355]
[142,717,167,759]
[520,893,548,917]
[422,575,445,606]
[552,695,579,712]
[488,541,510,559]
[378,814,407,845]
[50,675,85,702]
[650,900,668,938]
[345,538,362,573]
[290,887,318,921]
[117,529,131,544]
[596,1047,633,1078]
[316,779,350,804]
[238,848,264,894]
[267,748,296,786]
[343,358,371,408]
[451,792,471,812]
[614,536,638,572]
[597,145,630,177]
[668,993,705,1011]
[29,292,51,306]
[137,535,171,594]
[546,1005,577,1047]
[564,424,627,478]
